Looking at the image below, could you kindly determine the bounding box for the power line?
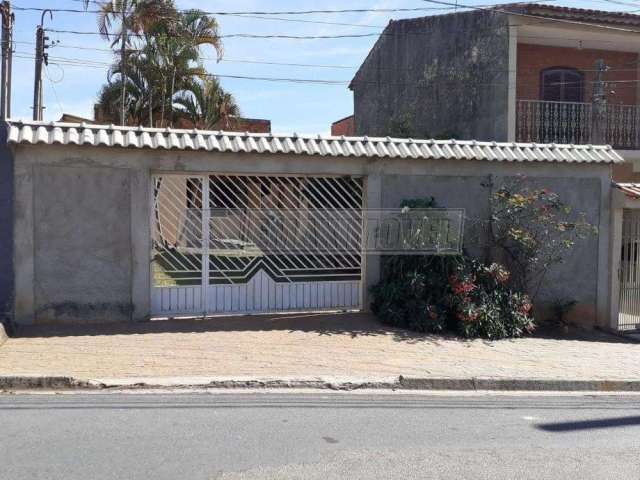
[45,28,383,40]
[20,2,490,16]
[12,53,640,90]
[11,6,385,29]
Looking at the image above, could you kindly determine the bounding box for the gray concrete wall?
[11,143,613,327]
[33,165,132,323]
[379,160,612,327]
[352,10,511,141]
[0,126,13,323]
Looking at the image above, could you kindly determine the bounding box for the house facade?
[350,4,640,173]
[0,121,622,330]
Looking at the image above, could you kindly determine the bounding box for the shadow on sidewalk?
[13,312,451,345]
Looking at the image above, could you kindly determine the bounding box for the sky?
[8,0,634,134]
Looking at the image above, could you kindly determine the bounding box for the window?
[540,67,584,102]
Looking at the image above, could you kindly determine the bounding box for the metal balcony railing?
[516,99,640,149]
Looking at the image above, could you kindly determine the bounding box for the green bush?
[370,255,458,333]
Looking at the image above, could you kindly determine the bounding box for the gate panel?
[619,209,640,331]
[151,173,363,316]
[151,175,205,315]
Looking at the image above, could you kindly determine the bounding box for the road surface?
[1,392,640,479]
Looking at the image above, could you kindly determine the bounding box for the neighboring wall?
[517,44,639,105]
[352,10,511,140]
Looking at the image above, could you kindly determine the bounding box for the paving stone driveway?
[0,313,639,381]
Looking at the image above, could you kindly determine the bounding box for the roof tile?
[4,120,624,164]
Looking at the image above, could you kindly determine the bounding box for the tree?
[482,175,596,299]
[94,1,230,128]
[174,77,239,129]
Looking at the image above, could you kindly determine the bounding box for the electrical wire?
[14,2,512,16]
[12,53,640,90]
[43,64,65,117]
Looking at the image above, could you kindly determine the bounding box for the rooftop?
[4,120,624,164]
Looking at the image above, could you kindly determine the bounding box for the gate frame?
[610,187,640,332]
[149,170,368,318]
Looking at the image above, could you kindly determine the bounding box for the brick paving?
[0,313,639,381]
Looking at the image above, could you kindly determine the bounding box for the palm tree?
[97,50,153,125]
[94,1,233,128]
[174,77,239,130]
[155,9,223,126]
[96,0,176,125]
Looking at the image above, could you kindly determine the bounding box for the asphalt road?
[1,392,640,479]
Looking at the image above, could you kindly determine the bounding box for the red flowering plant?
[447,259,535,339]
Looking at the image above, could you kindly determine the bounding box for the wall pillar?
[0,134,13,323]
[609,190,624,331]
[130,168,151,321]
[363,167,383,312]
[12,157,35,325]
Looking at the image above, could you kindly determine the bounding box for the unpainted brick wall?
[517,43,639,105]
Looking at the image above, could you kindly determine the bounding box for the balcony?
[516,100,640,150]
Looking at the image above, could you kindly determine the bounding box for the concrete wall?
[32,165,132,323]
[381,168,608,326]
[10,142,613,328]
[352,10,511,141]
[0,128,13,323]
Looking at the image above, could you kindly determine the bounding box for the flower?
[519,301,533,316]
[458,310,479,323]
[487,263,510,284]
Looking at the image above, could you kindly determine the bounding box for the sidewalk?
[1,313,639,390]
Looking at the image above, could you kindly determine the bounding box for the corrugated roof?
[515,3,640,27]
[616,183,640,199]
[5,120,624,164]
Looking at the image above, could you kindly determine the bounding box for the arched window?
[540,67,585,102]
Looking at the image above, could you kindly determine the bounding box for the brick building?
[331,115,355,136]
[349,3,640,173]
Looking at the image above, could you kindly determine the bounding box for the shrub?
[448,259,535,339]
[371,255,535,339]
[370,255,457,333]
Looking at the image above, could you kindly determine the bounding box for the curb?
[2,375,640,392]
[0,376,105,390]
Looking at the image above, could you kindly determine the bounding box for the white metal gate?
[619,209,640,331]
[150,174,364,316]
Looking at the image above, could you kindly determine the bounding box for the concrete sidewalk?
[0,313,639,390]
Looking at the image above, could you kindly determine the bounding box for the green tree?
[94,1,231,128]
[174,77,239,129]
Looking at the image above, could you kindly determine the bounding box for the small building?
[331,115,355,136]
[0,121,624,331]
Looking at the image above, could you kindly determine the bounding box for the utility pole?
[32,10,52,121]
[591,59,607,145]
[0,1,12,120]
[6,6,12,118]
[120,4,127,126]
